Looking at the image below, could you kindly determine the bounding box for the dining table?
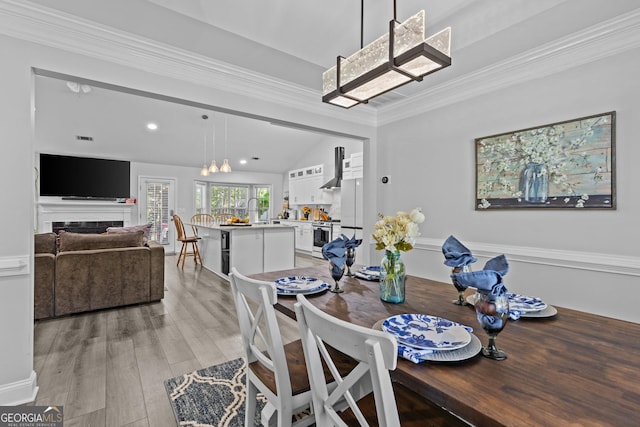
[251,264,640,427]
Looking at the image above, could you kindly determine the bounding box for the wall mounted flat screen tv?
[39,153,131,199]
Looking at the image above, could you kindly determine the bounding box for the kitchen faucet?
[246,197,259,223]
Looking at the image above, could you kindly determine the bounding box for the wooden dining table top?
[251,265,640,427]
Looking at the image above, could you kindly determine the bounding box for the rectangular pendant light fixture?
[322,10,451,108]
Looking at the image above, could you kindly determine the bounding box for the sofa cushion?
[59,231,144,252]
[107,223,152,244]
[34,232,57,255]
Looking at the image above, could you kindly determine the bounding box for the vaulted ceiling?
[24,0,637,173]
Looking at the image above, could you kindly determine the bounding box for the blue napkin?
[342,234,362,249]
[442,235,477,268]
[322,235,349,268]
[450,254,510,296]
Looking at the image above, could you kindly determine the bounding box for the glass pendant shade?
[220,159,232,173]
[322,10,451,108]
[200,164,209,176]
[209,160,219,173]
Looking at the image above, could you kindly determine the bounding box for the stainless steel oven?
[312,222,332,259]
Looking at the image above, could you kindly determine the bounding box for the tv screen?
[39,153,131,199]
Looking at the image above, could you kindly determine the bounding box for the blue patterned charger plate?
[274,276,329,296]
[381,314,472,351]
[355,265,381,281]
[507,293,548,312]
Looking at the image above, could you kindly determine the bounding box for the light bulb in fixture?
[209,159,219,173]
[200,164,210,176]
[220,159,232,173]
[146,122,158,131]
[239,159,247,165]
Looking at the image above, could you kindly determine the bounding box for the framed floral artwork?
[475,111,616,210]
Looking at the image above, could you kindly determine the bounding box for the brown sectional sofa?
[34,231,165,319]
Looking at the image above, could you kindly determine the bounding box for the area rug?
[164,357,266,427]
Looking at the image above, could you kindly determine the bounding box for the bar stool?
[173,214,202,269]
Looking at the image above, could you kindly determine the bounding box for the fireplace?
[52,220,124,234]
[37,199,134,233]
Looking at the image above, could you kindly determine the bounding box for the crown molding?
[378,7,640,125]
[0,0,378,127]
[414,237,640,277]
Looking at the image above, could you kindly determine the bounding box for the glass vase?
[379,250,406,303]
[521,162,548,203]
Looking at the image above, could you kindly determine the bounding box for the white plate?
[381,314,472,351]
[274,276,330,296]
[466,294,557,318]
[373,320,482,362]
[274,276,324,293]
[507,293,548,312]
[276,283,329,296]
[360,266,381,276]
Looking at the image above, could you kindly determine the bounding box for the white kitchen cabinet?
[297,222,313,253]
[230,228,264,275]
[289,164,326,205]
[264,227,295,271]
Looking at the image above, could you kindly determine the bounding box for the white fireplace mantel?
[37,199,134,232]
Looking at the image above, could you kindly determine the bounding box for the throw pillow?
[59,231,144,252]
[106,223,152,244]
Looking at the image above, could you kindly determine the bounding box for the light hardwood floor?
[31,253,323,427]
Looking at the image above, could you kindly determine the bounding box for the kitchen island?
[189,223,296,278]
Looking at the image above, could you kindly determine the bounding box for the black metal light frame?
[323,1,451,109]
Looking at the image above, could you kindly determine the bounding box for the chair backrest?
[173,214,187,241]
[229,267,293,399]
[191,213,214,225]
[216,212,232,223]
[190,213,214,235]
[294,294,400,427]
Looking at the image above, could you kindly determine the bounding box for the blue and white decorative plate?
[274,276,330,296]
[507,293,548,312]
[381,314,472,351]
[355,266,381,281]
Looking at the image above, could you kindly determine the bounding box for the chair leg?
[245,380,257,427]
[193,242,203,265]
[176,241,184,266]
[181,242,187,269]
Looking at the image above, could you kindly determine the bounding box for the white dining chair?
[230,267,314,426]
[294,294,471,427]
[230,268,357,426]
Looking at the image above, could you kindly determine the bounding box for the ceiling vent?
[75,135,94,142]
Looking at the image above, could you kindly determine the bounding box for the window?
[255,186,270,220]
[204,183,271,220]
[210,184,249,218]
[194,181,207,214]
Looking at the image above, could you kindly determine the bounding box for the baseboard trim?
[0,370,38,406]
[414,237,640,277]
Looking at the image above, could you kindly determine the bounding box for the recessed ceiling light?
[239,159,247,165]
[146,122,158,131]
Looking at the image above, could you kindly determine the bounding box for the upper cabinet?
[342,152,363,180]
[289,164,332,205]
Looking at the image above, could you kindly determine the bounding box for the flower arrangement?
[372,208,425,253]
[372,208,425,303]
[301,206,311,219]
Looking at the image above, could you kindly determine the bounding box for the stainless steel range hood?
[321,146,344,189]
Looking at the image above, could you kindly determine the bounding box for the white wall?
[0,36,38,405]
[374,48,640,323]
